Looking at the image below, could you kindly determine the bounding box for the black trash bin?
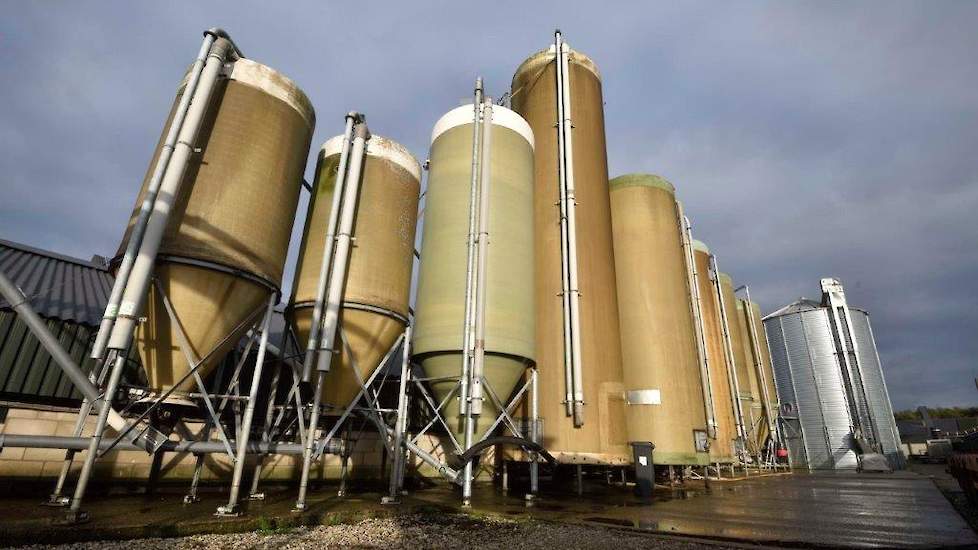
[630,441,655,498]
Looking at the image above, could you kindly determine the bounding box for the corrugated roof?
[0,239,113,326]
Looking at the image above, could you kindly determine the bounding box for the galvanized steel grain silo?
[691,241,740,463]
[610,174,708,466]
[511,33,629,463]
[413,104,536,445]
[763,278,903,470]
[290,135,420,409]
[118,57,315,407]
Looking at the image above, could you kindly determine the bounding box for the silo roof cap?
[691,239,710,254]
[513,43,602,85]
[431,104,534,148]
[320,134,422,182]
[610,173,676,194]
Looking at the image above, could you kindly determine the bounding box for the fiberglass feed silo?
[692,241,740,463]
[412,104,536,445]
[511,35,629,464]
[610,174,709,466]
[290,135,420,410]
[118,58,314,408]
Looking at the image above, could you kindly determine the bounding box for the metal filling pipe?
[678,208,716,439]
[316,120,370,372]
[740,285,776,436]
[554,36,573,419]
[462,95,494,507]
[90,32,216,362]
[105,37,233,352]
[710,255,747,443]
[0,434,340,455]
[0,271,159,450]
[555,30,585,427]
[459,79,485,507]
[300,113,359,383]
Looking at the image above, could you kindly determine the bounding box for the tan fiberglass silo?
[512,41,629,464]
[718,273,757,446]
[413,105,535,445]
[733,297,764,452]
[290,135,420,409]
[692,241,739,463]
[120,59,314,405]
[744,299,779,450]
[610,174,709,466]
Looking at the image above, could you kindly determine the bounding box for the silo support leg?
[216,296,275,517]
[383,328,412,505]
[64,350,127,524]
[45,357,111,507]
[249,359,286,501]
[294,372,325,512]
[528,367,539,501]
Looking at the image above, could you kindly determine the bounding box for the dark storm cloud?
[1,1,975,409]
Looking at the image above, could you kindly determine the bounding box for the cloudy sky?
[1,2,975,410]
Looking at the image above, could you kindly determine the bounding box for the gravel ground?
[13,514,729,549]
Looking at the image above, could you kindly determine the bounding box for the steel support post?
[383,327,412,504]
[216,294,276,516]
[294,372,325,512]
[45,358,110,507]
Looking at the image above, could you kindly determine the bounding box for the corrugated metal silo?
[691,241,739,463]
[511,39,629,463]
[610,174,708,465]
[119,59,314,405]
[290,135,420,409]
[413,104,536,445]
[764,301,859,469]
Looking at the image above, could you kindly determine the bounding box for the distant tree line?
[893,406,978,422]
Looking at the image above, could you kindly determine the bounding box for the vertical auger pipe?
[711,255,747,444]
[679,208,716,439]
[459,79,484,508]
[90,31,217,362]
[301,113,358,383]
[742,285,776,436]
[219,294,276,515]
[556,30,585,427]
[554,33,574,419]
[106,37,233,353]
[316,121,369,373]
[470,100,493,417]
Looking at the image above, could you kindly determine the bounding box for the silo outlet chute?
[610,174,709,466]
[512,31,629,465]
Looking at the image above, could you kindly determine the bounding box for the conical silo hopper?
[290,135,420,410]
[511,37,629,464]
[117,59,315,409]
[692,241,739,463]
[610,174,709,466]
[413,104,536,445]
